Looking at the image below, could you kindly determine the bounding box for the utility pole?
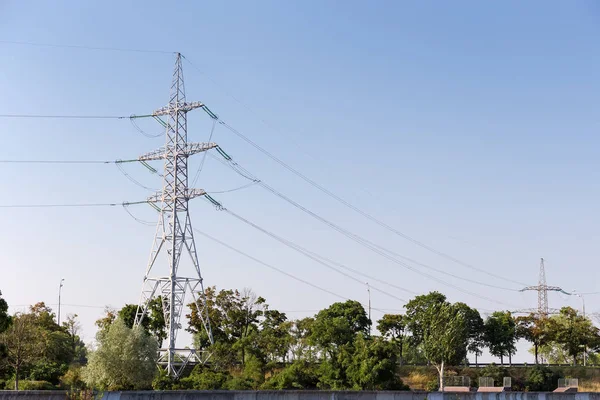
[366,282,371,332]
[58,278,64,326]
[573,292,587,366]
[134,53,217,378]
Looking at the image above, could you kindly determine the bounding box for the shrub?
[18,380,56,390]
[526,365,558,392]
[426,379,439,392]
[179,366,230,390]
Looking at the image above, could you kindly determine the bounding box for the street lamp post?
[573,292,586,366]
[58,279,65,326]
[366,282,371,332]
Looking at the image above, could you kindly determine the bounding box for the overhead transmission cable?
[208,151,521,298]
[215,120,530,288]
[206,195,513,308]
[0,39,173,54]
[192,228,388,316]
[207,200,409,303]
[0,201,148,208]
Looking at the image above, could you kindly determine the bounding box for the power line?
[218,205,408,303]
[0,39,173,54]
[210,152,521,301]
[0,200,148,208]
[193,228,389,315]
[217,121,530,288]
[0,114,128,119]
[206,182,259,194]
[0,160,115,164]
[193,228,347,301]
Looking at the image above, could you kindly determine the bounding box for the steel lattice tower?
[134,53,215,377]
[519,258,568,318]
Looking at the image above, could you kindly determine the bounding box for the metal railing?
[558,378,579,388]
[444,376,470,387]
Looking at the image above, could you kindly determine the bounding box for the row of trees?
[0,288,599,391]
[0,292,86,390]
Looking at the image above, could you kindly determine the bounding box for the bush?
[526,366,558,392]
[179,366,230,390]
[60,365,86,390]
[480,363,507,386]
[261,361,319,390]
[17,380,56,390]
[426,379,439,392]
[152,369,175,390]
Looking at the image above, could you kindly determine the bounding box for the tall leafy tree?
[117,298,166,345]
[377,314,409,366]
[484,311,516,365]
[188,287,265,364]
[455,303,485,366]
[0,291,10,335]
[0,313,43,389]
[309,300,370,354]
[404,291,446,345]
[516,313,549,365]
[83,318,158,390]
[420,301,468,391]
[546,306,600,365]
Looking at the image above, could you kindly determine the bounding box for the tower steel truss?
[134,53,214,378]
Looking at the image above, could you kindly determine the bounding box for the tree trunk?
[500,355,504,365]
[399,339,404,367]
[509,353,512,367]
[439,361,445,392]
[475,352,478,368]
[534,344,539,365]
[14,367,19,391]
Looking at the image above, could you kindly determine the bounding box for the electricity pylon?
[134,53,216,378]
[518,258,569,318]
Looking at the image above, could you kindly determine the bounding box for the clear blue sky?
[1,0,599,362]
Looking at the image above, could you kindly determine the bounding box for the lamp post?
[366,282,371,333]
[573,291,586,366]
[58,278,65,326]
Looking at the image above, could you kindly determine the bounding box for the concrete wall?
[3,391,600,400]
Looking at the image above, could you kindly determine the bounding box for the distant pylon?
[134,53,217,378]
[519,258,569,318]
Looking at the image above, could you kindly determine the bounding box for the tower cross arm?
[545,286,568,293]
[146,188,207,203]
[153,101,205,116]
[520,286,540,292]
[139,142,218,161]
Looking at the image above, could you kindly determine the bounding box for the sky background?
[0,0,599,363]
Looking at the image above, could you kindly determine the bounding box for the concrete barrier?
[2,391,600,400]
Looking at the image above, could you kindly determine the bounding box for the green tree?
[117,298,166,345]
[289,317,315,361]
[419,301,468,392]
[346,335,408,390]
[82,318,158,390]
[62,314,87,365]
[310,300,370,354]
[0,313,43,390]
[526,365,558,391]
[404,291,447,345]
[546,306,600,365]
[377,314,408,366]
[0,291,10,335]
[262,360,319,390]
[258,308,292,366]
[516,313,548,365]
[455,303,484,366]
[188,287,265,364]
[484,311,516,365]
